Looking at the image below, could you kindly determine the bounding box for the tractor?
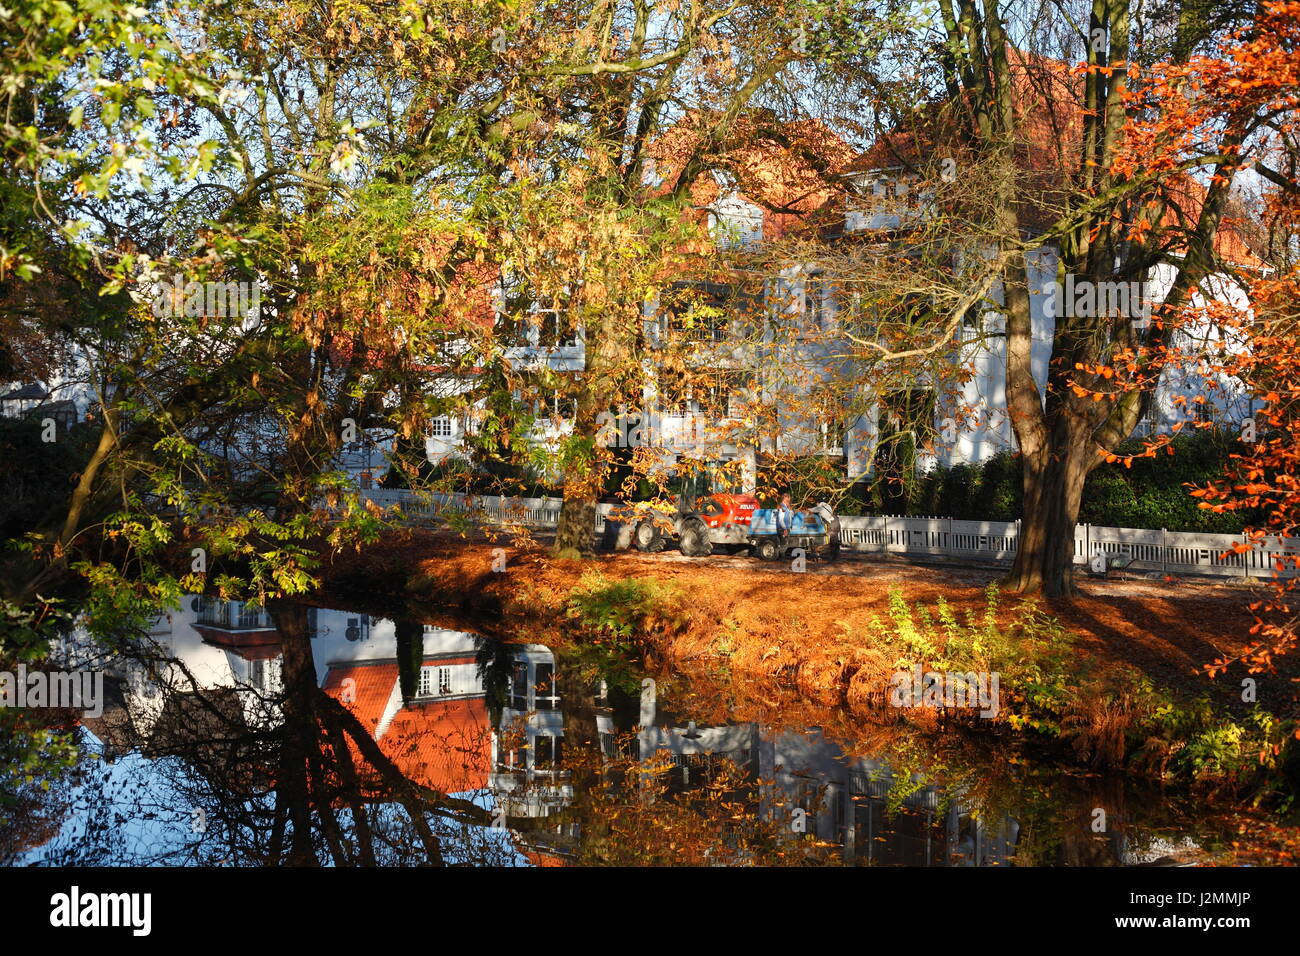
[630,466,829,560]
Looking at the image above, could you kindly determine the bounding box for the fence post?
[1161,527,1167,575]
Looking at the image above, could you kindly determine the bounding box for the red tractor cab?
[632,466,751,556]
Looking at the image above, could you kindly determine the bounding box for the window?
[534,662,559,710]
[803,277,833,331]
[533,735,563,771]
[510,660,529,710]
[655,369,690,416]
[417,665,455,697]
[662,282,740,343]
[537,309,581,349]
[236,603,270,629]
[696,371,753,419]
[430,416,454,438]
[820,417,846,453]
[495,270,580,349]
[536,389,577,422]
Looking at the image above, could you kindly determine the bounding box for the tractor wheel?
[634,521,664,553]
[754,538,780,561]
[678,520,713,557]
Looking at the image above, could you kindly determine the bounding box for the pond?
[5,597,1241,867]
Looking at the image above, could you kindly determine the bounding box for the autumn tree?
[461,1,905,557]
[795,0,1274,595]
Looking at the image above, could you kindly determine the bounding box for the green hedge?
[383,430,1261,534]
[904,431,1261,533]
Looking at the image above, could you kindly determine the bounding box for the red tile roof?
[323,661,399,739]
[322,661,491,795]
[837,48,1266,269]
[381,697,492,795]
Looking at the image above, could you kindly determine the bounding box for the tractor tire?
[754,538,780,561]
[678,520,713,557]
[634,521,664,553]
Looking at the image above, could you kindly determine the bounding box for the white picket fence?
[360,489,1299,580]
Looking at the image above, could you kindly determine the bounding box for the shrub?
[563,572,684,693]
[908,431,1262,531]
[864,587,1294,788]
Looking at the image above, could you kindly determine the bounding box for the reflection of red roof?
[382,698,492,795]
[520,847,567,868]
[323,662,399,738]
[322,661,490,795]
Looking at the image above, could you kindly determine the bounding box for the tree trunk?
[553,390,603,556]
[268,600,320,865]
[554,314,620,558]
[1006,425,1091,597]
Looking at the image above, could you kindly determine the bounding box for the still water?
[6,597,1234,866]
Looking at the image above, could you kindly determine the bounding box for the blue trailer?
[746,508,830,561]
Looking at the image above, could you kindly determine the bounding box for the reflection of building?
[490,645,572,819]
[637,691,1019,867]
[0,382,79,431]
[62,596,287,751]
[69,602,1019,865]
[191,596,285,699]
[315,617,493,796]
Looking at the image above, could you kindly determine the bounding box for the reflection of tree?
[0,749,75,865]
[395,619,423,705]
[29,606,533,866]
[476,636,515,730]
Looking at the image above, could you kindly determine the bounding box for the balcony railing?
[196,598,274,630]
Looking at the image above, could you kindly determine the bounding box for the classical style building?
[404,109,1264,496]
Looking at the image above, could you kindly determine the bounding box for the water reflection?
[10,598,1214,866]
